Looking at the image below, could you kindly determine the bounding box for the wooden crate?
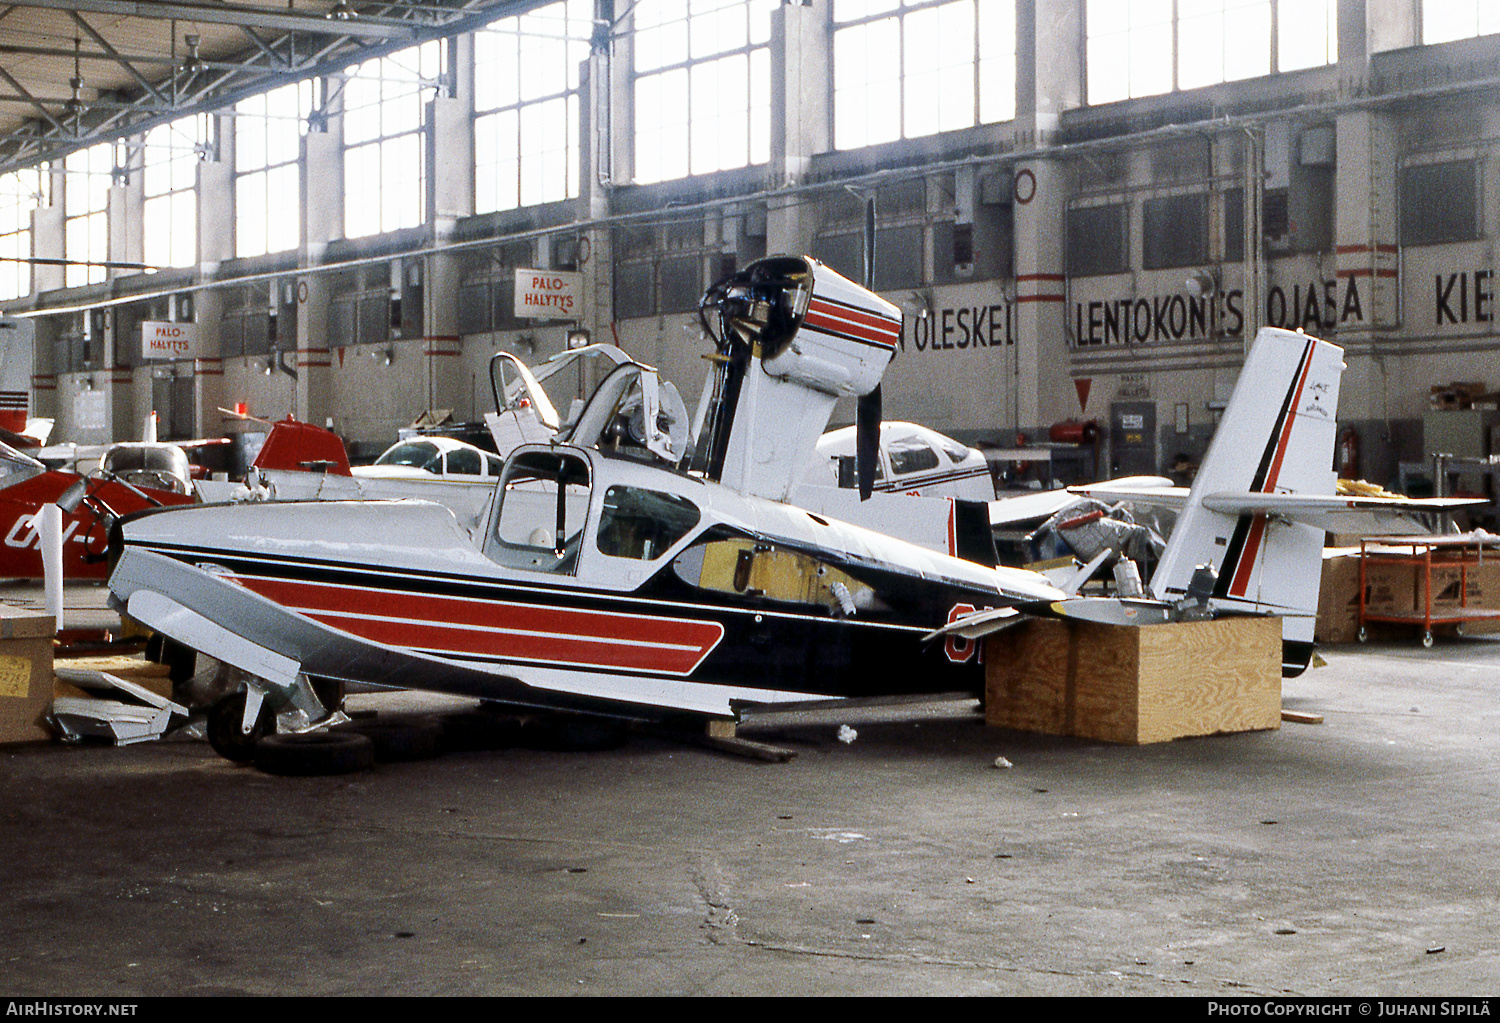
[0,606,57,746]
[984,616,1282,744]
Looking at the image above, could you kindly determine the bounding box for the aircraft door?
[1109,401,1157,477]
[484,450,593,575]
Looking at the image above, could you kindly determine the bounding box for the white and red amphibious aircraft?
[103,256,1382,760]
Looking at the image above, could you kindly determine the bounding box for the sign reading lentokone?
[141,321,200,360]
[514,269,583,320]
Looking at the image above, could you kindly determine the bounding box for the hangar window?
[142,115,208,271]
[1400,160,1479,246]
[343,41,443,239]
[0,168,44,301]
[1142,193,1209,270]
[64,141,114,288]
[235,80,315,258]
[630,0,775,184]
[1066,202,1128,278]
[832,0,1016,151]
[1086,0,1337,105]
[1423,0,1500,44]
[474,0,594,214]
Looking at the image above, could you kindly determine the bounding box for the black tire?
[521,715,629,752]
[437,710,524,753]
[252,732,375,776]
[206,692,275,763]
[160,638,198,685]
[338,719,443,763]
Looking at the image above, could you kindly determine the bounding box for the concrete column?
[29,206,63,298]
[422,253,465,416]
[194,148,234,438]
[295,274,333,426]
[578,48,613,340]
[1008,1,1083,437]
[766,0,830,255]
[105,184,129,284]
[302,128,343,264]
[1010,157,1070,437]
[1333,110,1399,335]
[1014,0,1084,147]
[1363,0,1419,55]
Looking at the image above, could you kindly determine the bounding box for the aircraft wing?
[1200,491,1485,533]
[988,489,1083,528]
[1067,483,1188,510]
[991,476,1181,527]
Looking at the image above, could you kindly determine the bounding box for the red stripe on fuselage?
[233,575,725,676]
[805,299,900,347]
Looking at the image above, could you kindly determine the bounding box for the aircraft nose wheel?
[1423,631,1434,648]
[206,692,275,762]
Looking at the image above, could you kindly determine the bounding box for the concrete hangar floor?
[0,638,1497,997]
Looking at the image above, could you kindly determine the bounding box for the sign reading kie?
[141,321,200,360]
[514,269,583,320]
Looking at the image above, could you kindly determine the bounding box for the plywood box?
[0,606,57,746]
[984,616,1282,745]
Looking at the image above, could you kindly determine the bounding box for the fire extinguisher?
[1337,427,1360,480]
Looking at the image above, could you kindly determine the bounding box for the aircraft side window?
[489,452,592,575]
[446,447,482,476]
[376,441,440,470]
[887,437,940,475]
[939,439,973,463]
[596,486,701,561]
[484,454,503,477]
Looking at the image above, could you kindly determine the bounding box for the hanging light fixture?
[184,35,206,76]
[327,1,358,21]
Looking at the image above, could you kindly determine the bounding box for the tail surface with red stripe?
[1148,327,1345,674]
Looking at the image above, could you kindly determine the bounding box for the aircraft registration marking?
[232,574,726,676]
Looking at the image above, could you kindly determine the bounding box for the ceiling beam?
[0,1,420,41]
[71,12,167,106]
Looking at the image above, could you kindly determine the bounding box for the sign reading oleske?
[141,321,200,360]
[514,269,582,320]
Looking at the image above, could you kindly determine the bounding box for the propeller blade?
[856,385,881,501]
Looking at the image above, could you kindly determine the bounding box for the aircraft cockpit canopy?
[101,444,193,496]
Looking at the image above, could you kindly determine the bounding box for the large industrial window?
[1423,0,1500,44]
[64,142,114,288]
[833,0,1016,151]
[0,168,44,301]
[474,0,592,213]
[1086,0,1337,105]
[1142,192,1209,269]
[1400,160,1479,246]
[343,41,442,239]
[631,0,775,184]
[235,80,314,258]
[142,115,208,271]
[1066,203,1128,277]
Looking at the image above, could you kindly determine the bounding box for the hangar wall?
[6,0,1499,489]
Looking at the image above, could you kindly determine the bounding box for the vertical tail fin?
[1149,327,1345,675]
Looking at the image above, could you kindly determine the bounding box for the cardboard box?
[1316,551,1362,644]
[983,616,1282,745]
[0,606,57,746]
